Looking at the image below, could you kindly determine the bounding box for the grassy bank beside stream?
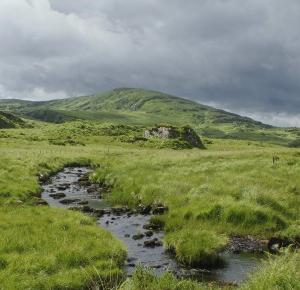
[0,122,299,289]
[124,251,300,290]
[0,206,126,289]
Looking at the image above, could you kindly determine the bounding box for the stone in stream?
[59,198,81,205]
[126,257,137,263]
[132,233,145,240]
[49,192,66,199]
[80,205,94,213]
[145,230,154,237]
[101,208,111,214]
[78,174,91,186]
[68,205,96,213]
[152,204,168,215]
[137,204,152,215]
[87,185,99,193]
[268,237,292,254]
[111,206,129,215]
[127,263,136,267]
[78,200,89,205]
[93,209,105,217]
[229,235,268,254]
[57,183,70,190]
[144,238,163,248]
[143,220,164,231]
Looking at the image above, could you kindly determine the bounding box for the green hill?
[0,111,26,128]
[0,88,269,125]
[0,88,299,144]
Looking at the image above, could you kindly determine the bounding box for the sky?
[0,0,300,126]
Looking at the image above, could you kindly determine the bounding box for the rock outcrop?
[144,125,205,148]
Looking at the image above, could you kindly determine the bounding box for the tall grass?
[0,206,126,289]
[119,266,224,290]
[241,251,300,290]
[0,123,300,287]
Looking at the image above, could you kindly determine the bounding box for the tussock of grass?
[0,206,126,289]
[165,228,228,268]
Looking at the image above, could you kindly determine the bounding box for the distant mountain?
[0,111,26,128]
[0,88,298,144]
[0,88,270,126]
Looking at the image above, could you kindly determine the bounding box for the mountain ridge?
[0,87,272,127]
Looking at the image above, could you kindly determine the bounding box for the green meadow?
[0,88,299,289]
[0,121,299,289]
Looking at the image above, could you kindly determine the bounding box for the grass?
[165,229,228,267]
[119,266,225,290]
[0,120,299,288]
[0,206,126,290]
[241,250,300,290]
[92,140,300,238]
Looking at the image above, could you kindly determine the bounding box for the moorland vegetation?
[0,88,299,289]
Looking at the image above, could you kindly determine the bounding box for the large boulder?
[144,125,205,149]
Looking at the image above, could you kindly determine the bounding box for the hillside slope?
[0,111,26,128]
[0,88,269,126]
[0,88,298,144]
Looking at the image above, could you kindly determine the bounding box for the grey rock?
[144,239,163,248]
[49,192,66,199]
[132,233,145,240]
[59,198,80,205]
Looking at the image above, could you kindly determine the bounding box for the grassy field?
[0,121,299,289]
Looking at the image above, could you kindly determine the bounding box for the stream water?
[42,167,261,285]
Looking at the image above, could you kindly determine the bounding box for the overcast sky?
[0,0,300,126]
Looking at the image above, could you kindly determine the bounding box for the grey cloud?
[0,0,300,125]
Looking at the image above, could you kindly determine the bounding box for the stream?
[41,167,262,286]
